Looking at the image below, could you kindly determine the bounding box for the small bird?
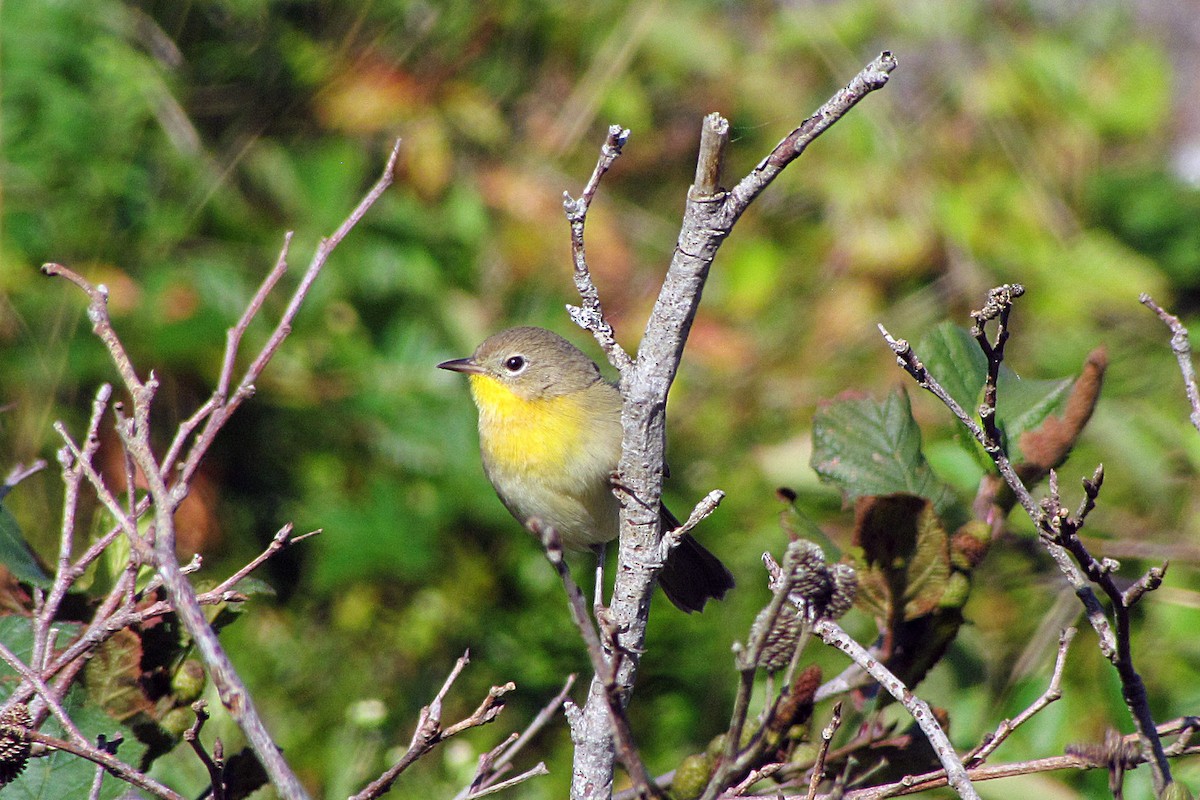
[438,326,734,612]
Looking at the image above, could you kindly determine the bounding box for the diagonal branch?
[879,288,1174,794]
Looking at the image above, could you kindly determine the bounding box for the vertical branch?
[563,124,634,373]
[565,54,896,800]
[31,384,111,675]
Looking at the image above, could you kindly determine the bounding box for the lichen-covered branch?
[564,53,896,800]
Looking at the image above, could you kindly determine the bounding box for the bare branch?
[24,729,185,800]
[1140,293,1200,432]
[805,701,843,800]
[842,719,1200,800]
[724,51,896,219]
[563,124,634,373]
[879,287,1175,794]
[33,384,113,676]
[532,520,660,799]
[0,643,87,746]
[463,762,550,799]
[458,673,575,797]
[965,628,1075,767]
[352,652,516,800]
[811,618,979,800]
[1,459,47,493]
[571,52,896,800]
[37,139,404,800]
[660,489,724,560]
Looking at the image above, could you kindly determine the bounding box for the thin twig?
[37,139,404,800]
[533,521,661,799]
[33,385,112,676]
[563,124,634,373]
[842,727,1200,800]
[660,489,724,559]
[352,652,514,800]
[700,553,800,800]
[879,289,1175,794]
[0,640,88,745]
[1,459,47,495]
[25,729,186,800]
[965,628,1074,767]
[1140,293,1200,433]
[464,762,550,798]
[877,323,1117,657]
[806,701,843,800]
[473,673,576,792]
[811,619,980,800]
[185,701,224,800]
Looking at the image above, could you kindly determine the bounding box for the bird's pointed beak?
[437,357,485,375]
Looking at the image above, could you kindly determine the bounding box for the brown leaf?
[1017,347,1107,481]
[84,628,154,723]
[851,495,951,624]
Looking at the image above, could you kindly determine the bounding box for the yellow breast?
[467,373,625,551]
[468,374,608,476]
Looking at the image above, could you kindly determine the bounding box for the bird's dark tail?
[658,522,735,613]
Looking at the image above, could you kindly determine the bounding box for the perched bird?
[439,326,734,612]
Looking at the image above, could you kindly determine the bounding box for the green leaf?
[918,322,1078,463]
[0,504,49,587]
[0,616,37,664]
[811,388,957,516]
[918,322,987,415]
[996,369,1073,462]
[0,687,148,800]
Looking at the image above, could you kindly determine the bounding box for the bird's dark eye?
[503,355,526,373]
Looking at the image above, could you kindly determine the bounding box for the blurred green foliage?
[3,0,1200,797]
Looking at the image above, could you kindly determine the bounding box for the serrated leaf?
[84,628,154,723]
[0,504,49,587]
[811,389,956,516]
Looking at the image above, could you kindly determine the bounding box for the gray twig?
[352,652,514,800]
[1141,293,1200,433]
[567,52,896,800]
[879,288,1175,794]
[533,521,660,799]
[33,139,404,800]
[965,628,1075,767]
[805,701,843,800]
[811,619,980,800]
[563,124,634,373]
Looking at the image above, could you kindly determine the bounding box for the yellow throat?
[468,373,593,474]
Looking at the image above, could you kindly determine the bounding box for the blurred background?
[4,0,1200,797]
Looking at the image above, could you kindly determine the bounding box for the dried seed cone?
[756,604,804,673]
[825,563,858,620]
[0,703,32,785]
